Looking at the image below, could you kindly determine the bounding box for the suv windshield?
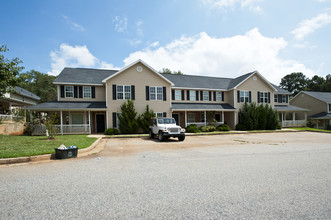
[157,118,176,124]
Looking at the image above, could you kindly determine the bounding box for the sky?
[1,0,331,85]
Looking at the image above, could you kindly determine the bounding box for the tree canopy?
[280,72,331,95]
[159,68,184,75]
[0,45,24,96]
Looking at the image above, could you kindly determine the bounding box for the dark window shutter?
[172,90,175,100]
[163,87,166,101]
[91,87,95,99]
[79,86,83,98]
[112,112,117,128]
[60,86,65,98]
[112,84,117,100]
[163,112,167,117]
[222,92,224,101]
[249,91,252,103]
[278,95,282,103]
[187,91,190,101]
[200,91,203,101]
[237,90,240,103]
[268,92,271,103]
[196,91,199,101]
[209,91,212,101]
[131,85,135,100]
[74,86,78,98]
[181,90,185,100]
[146,86,149,101]
[286,95,288,103]
[257,92,260,103]
[213,91,216,101]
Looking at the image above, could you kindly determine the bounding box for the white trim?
[172,87,227,91]
[106,110,108,129]
[57,85,60,101]
[53,82,103,86]
[105,84,108,107]
[102,59,175,86]
[172,109,235,112]
[233,71,277,91]
[3,97,37,106]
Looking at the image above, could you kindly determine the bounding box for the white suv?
[149,117,185,141]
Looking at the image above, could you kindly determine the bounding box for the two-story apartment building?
[28,59,306,134]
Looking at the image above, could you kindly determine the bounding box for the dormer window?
[83,87,91,98]
[65,86,74,98]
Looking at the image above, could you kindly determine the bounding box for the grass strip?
[288,127,331,133]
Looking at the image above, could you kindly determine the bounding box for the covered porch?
[310,112,331,129]
[171,103,236,129]
[274,105,309,127]
[27,101,107,135]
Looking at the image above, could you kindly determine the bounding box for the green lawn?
[289,127,331,133]
[0,135,97,159]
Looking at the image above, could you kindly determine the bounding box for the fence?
[31,124,91,135]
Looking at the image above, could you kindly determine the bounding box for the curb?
[0,137,104,166]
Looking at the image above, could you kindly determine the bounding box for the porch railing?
[31,124,91,135]
[186,122,224,128]
[281,120,306,127]
[0,114,23,121]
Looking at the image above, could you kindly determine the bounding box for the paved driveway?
[1,132,330,219]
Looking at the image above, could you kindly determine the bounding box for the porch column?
[222,111,224,123]
[185,111,187,127]
[30,112,33,123]
[304,112,307,126]
[293,112,296,123]
[106,111,108,129]
[60,111,63,135]
[89,111,91,134]
[204,111,207,126]
[234,111,237,126]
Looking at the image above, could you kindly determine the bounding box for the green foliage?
[138,105,154,133]
[217,124,231,131]
[0,45,24,96]
[237,102,278,131]
[44,113,60,139]
[306,118,319,128]
[185,124,200,133]
[276,123,282,130]
[104,128,119,135]
[280,72,308,96]
[200,125,216,132]
[18,70,57,103]
[118,100,139,134]
[159,68,184,75]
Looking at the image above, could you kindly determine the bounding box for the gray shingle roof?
[227,72,256,89]
[54,68,118,85]
[27,101,106,110]
[310,112,331,119]
[14,86,40,100]
[272,84,292,95]
[303,91,331,103]
[172,103,235,110]
[274,105,308,112]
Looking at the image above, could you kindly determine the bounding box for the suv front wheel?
[158,131,165,142]
[149,130,154,139]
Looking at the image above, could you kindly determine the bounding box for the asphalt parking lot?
[1,132,330,219]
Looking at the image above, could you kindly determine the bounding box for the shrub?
[276,123,282,130]
[138,105,154,133]
[200,125,216,132]
[117,100,139,134]
[307,118,319,128]
[235,123,246,131]
[217,124,231,131]
[104,128,119,135]
[185,124,200,133]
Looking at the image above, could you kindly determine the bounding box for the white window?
[216,92,222,101]
[203,91,209,101]
[65,86,74,98]
[150,86,163,100]
[154,112,163,118]
[175,90,182,100]
[240,91,249,102]
[188,114,195,123]
[274,95,278,103]
[117,85,131,100]
[83,87,91,98]
[189,90,196,100]
[282,95,287,103]
[259,92,269,103]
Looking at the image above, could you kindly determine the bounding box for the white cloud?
[291,13,331,40]
[48,44,118,75]
[62,15,85,32]
[113,16,128,33]
[202,0,263,12]
[123,28,314,84]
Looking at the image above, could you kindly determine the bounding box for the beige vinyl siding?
[58,85,106,102]
[106,62,172,128]
[9,94,38,105]
[290,93,327,116]
[171,89,226,103]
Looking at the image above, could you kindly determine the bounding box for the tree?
[280,72,308,96]
[138,105,154,133]
[306,75,325,92]
[18,70,57,103]
[159,68,184,75]
[0,45,24,96]
[117,99,139,134]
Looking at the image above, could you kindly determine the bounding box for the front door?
[172,113,179,125]
[96,114,105,133]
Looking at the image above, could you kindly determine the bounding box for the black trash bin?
[55,148,78,159]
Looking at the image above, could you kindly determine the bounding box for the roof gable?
[102,59,174,85]
[14,86,40,100]
[229,71,277,91]
[297,91,331,103]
